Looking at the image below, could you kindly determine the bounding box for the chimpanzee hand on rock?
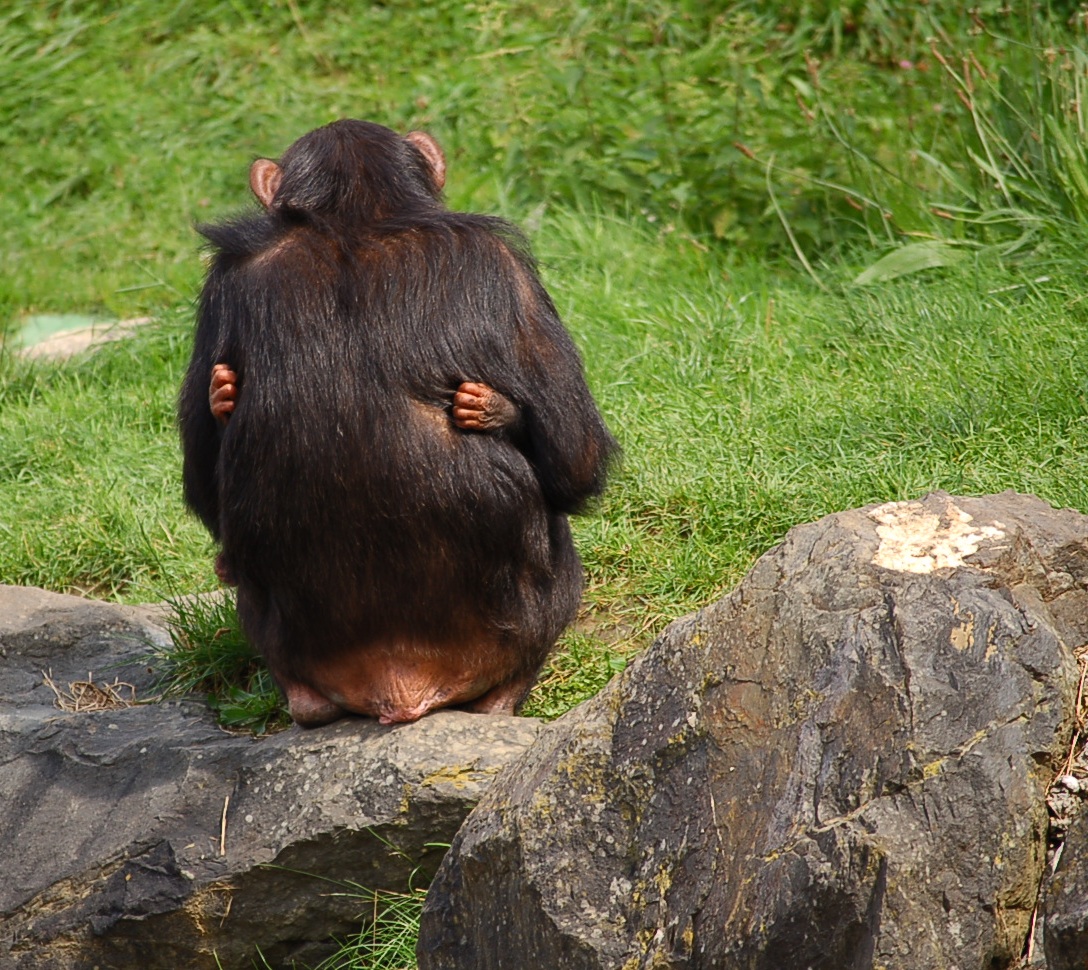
[452,382,520,434]
[209,363,238,426]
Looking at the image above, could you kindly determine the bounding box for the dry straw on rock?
[41,669,137,713]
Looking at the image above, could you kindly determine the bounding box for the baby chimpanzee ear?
[405,131,446,192]
[249,158,283,209]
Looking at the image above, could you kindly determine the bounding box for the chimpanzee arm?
[179,269,232,539]
[507,262,617,514]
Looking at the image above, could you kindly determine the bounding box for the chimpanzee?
[179,120,616,727]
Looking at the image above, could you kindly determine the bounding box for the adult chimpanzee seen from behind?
[179,120,616,727]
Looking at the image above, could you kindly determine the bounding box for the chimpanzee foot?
[463,677,534,715]
[283,680,346,727]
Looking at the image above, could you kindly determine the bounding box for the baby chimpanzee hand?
[451,382,520,433]
[209,363,238,425]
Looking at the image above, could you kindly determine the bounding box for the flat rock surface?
[17,316,150,359]
[0,585,543,969]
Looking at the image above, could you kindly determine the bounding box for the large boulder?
[1046,805,1088,969]
[0,585,542,969]
[419,491,1088,969]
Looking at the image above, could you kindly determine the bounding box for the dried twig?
[1026,900,1039,963]
[219,795,230,857]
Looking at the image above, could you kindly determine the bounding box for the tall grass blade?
[852,241,965,285]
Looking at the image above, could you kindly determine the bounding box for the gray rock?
[418,491,1087,970]
[0,585,543,969]
[1046,806,1088,969]
[17,316,151,360]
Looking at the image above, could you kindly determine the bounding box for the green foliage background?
[7,0,1085,325]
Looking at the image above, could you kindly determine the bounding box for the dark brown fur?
[178,120,616,726]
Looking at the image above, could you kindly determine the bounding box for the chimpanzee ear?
[405,131,446,191]
[249,159,283,209]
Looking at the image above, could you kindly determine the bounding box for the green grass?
[310,889,426,970]
[5,2,1088,966]
[13,218,1088,711]
[0,310,214,598]
[246,885,425,970]
[1,0,1058,331]
[152,590,290,734]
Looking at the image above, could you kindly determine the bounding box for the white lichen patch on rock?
[868,499,1005,574]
